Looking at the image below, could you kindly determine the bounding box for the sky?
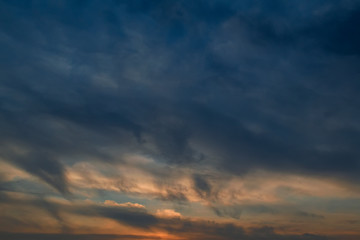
[1,0,360,239]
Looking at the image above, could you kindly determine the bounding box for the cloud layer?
[1,0,360,239]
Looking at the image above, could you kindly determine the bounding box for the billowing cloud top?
[0,0,360,239]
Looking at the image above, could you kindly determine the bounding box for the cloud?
[193,174,212,199]
[0,233,161,240]
[155,209,182,218]
[76,205,158,229]
[212,204,243,219]
[104,200,145,209]
[0,192,157,230]
[1,0,360,192]
[1,1,360,238]
[1,191,358,239]
[295,211,325,220]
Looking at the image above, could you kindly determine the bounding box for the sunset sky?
[1,1,360,239]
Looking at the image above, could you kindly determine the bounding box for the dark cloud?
[158,189,189,202]
[302,7,360,55]
[0,192,157,229]
[10,151,68,195]
[37,197,71,233]
[0,233,161,240]
[158,218,333,240]
[0,192,345,240]
[0,179,54,195]
[193,174,212,199]
[212,205,243,219]
[1,1,359,182]
[73,205,158,229]
[295,211,325,220]
[211,203,326,221]
[1,0,360,229]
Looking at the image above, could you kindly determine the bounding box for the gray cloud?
[1,2,360,232]
[193,174,212,199]
[0,233,161,240]
[0,192,338,240]
[1,1,360,183]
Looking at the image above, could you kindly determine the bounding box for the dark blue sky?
[1,1,360,239]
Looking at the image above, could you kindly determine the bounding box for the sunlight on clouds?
[104,200,145,209]
[66,155,359,209]
[0,161,32,181]
[66,158,200,202]
[2,0,360,239]
[62,153,360,237]
[155,209,182,218]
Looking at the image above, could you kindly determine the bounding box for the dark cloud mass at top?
[0,0,360,194]
[1,0,360,206]
[2,1,360,239]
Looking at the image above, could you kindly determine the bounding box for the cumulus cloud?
[104,200,145,209]
[155,209,182,218]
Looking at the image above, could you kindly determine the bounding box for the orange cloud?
[155,209,182,218]
[103,200,145,209]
